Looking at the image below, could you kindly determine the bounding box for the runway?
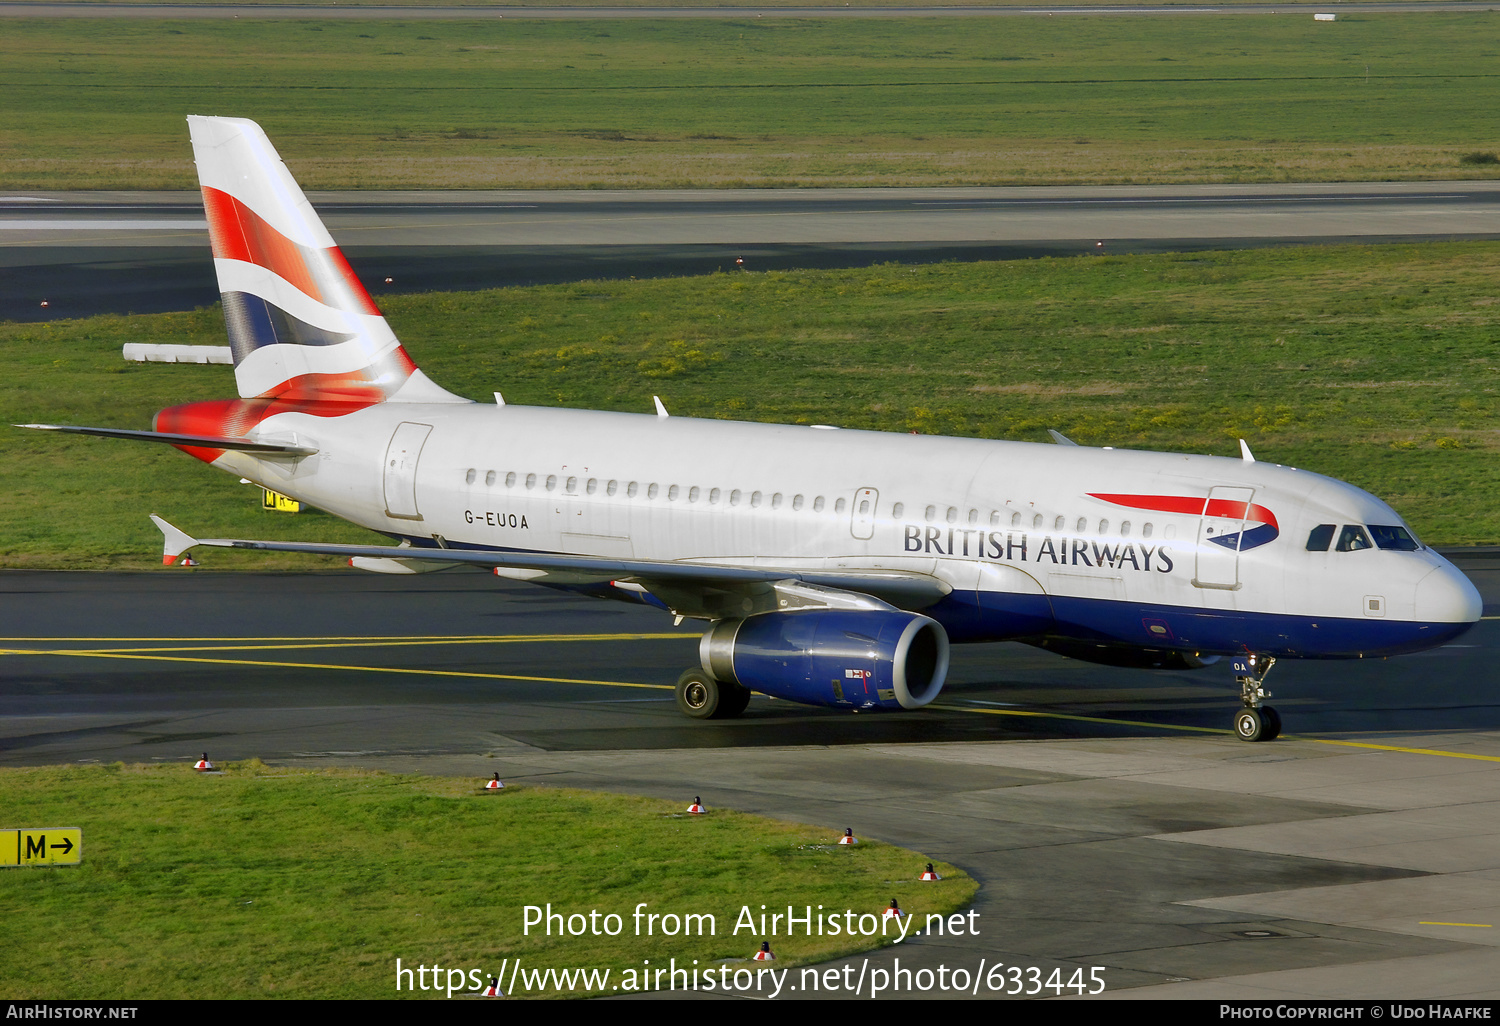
[7,182,1500,321]
[1,554,1497,997]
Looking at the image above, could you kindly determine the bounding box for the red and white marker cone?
[193,753,213,772]
[481,976,503,997]
[179,556,198,567]
[753,942,775,961]
[883,898,905,919]
[687,796,705,815]
[920,862,941,881]
[838,828,858,845]
[485,773,503,790]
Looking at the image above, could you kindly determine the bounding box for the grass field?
[44,0,1462,6]
[3,14,1500,189]
[0,762,972,998]
[3,241,1498,569]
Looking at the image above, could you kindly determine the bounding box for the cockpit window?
[1336,525,1373,552]
[1369,525,1420,551]
[1306,524,1335,552]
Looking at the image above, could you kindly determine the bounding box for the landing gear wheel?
[676,668,721,719]
[718,680,752,718]
[1259,705,1282,741]
[1234,707,1270,742]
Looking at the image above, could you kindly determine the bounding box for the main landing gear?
[675,668,752,720]
[1232,654,1281,742]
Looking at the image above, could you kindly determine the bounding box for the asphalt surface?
[7,183,1500,321]
[1,552,1497,997]
[4,2,1499,18]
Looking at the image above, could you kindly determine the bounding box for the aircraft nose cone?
[1414,562,1483,625]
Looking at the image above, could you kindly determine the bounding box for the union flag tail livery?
[21,116,1484,743]
[188,116,459,406]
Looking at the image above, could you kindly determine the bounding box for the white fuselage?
[214,400,1480,658]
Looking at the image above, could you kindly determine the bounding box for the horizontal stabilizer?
[17,424,318,456]
[122,343,233,365]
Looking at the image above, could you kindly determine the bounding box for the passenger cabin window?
[892,502,904,518]
[1033,514,1043,529]
[814,496,825,512]
[606,479,617,495]
[751,491,763,508]
[667,485,679,501]
[465,469,476,485]
[946,507,958,524]
[506,472,517,488]
[627,482,639,498]
[1370,525,1420,551]
[792,494,804,511]
[566,476,577,493]
[773,493,784,510]
[525,473,537,490]
[1306,524,1335,552]
[1012,511,1022,528]
[546,475,557,492]
[925,505,936,523]
[1099,519,1109,534]
[486,470,496,486]
[1054,516,1065,531]
[648,483,660,499]
[730,489,741,506]
[1336,525,1373,552]
[689,486,700,503]
[586,478,597,495]
[1141,522,1151,538]
[835,498,846,513]
[710,488,721,504]
[968,509,979,525]
[1076,517,1087,533]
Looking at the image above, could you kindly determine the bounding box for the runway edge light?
[839,828,858,845]
[687,796,705,814]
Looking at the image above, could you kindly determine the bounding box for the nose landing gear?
[1232,654,1281,742]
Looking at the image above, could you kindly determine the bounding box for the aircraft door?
[383,422,433,521]
[1194,486,1253,590]
[850,487,878,540]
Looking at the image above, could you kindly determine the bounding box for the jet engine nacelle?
[700,610,950,710]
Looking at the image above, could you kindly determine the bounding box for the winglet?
[150,514,199,566]
[653,396,670,418]
[1239,438,1256,463]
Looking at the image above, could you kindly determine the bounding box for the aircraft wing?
[149,516,951,614]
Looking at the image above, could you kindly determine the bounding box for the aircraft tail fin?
[187,116,463,406]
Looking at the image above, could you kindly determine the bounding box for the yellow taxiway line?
[6,639,1499,760]
[0,646,676,691]
[938,703,1500,763]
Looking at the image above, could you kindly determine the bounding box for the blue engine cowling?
[699,610,950,710]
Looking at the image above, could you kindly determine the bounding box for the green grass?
[5,14,1500,188]
[0,761,974,998]
[4,241,1499,567]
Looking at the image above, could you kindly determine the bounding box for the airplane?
[20,116,1483,742]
